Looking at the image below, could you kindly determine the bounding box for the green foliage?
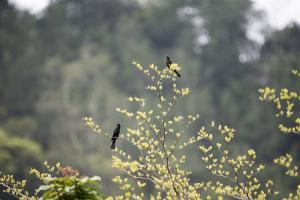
[37,176,104,200]
[0,162,105,200]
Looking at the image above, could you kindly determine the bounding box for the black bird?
[111,123,121,149]
[166,56,181,77]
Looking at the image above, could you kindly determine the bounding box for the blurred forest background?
[1,0,300,198]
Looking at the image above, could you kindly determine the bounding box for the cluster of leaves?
[258,69,300,134]
[0,162,104,200]
[196,124,277,199]
[0,173,29,200]
[259,69,300,199]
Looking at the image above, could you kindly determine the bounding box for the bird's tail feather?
[111,140,116,149]
[174,70,181,77]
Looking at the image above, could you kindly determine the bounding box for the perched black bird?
[111,123,121,149]
[166,56,181,77]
